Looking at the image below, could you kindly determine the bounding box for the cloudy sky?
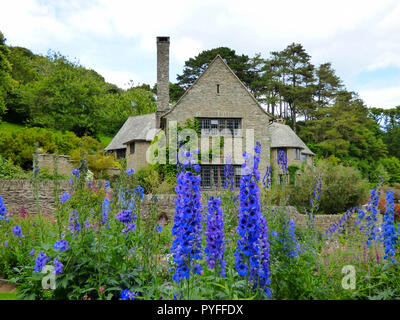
[1,0,399,109]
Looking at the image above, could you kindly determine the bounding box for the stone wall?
[37,153,75,176]
[0,180,102,215]
[0,180,378,236]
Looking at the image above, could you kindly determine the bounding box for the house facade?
[105,37,313,188]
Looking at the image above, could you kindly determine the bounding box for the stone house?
[105,36,313,188]
[269,119,315,169]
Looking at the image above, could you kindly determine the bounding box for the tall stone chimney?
[156,36,170,128]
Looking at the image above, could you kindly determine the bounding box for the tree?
[0,31,16,120]
[278,43,315,132]
[176,47,260,92]
[299,91,388,161]
[21,52,105,136]
[314,62,342,107]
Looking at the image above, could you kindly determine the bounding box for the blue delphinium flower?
[122,223,137,234]
[170,149,203,284]
[156,224,163,233]
[205,196,226,277]
[34,252,48,272]
[262,166,271,190]
[120,290,136,300]
[53,258,64,275]
[4,241,8,247]
[126,168,135,176]
[134,185,144,200]
[323,208,356,238]
[284,219,301,258]
[382,190,397,262]
[223,156,234,190]
[118,186,136,211]
[29,248,35,257]
[68,210,81,236]
[12,225,24,238]
[116,209,134,224]
[277,149,287,174]
[101,197,111,226]
[72,168,80,178]
[0,196,7,221]
[53,240,69,251]
[362,188,381,246]
[60,192,71,203]
[235,142,271,296]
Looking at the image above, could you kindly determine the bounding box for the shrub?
[288,160,370,214]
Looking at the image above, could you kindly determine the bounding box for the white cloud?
[359,86,400,109]
[0,0,399,107]
[96,68,142,89]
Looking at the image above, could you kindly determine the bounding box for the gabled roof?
[161,55,274,119]
[104,113,159,151]
[269,122,315,156]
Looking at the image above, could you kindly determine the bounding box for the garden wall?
[0,180,102,214]
[0,180,380,234]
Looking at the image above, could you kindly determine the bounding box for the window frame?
[198,118,242,137]
[130,142,135,155]
[116,148,126,159]
[200,164,242,189]
[294,148,301,160]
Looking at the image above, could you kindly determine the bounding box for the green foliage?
[288,160,370,214]
[380,157,400,185]
[287,164,300,185]
[0,155,26,179]
[0,31,17,119]
[96,86,156,136]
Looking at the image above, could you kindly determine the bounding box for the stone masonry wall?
[0,180,378,235]
[0,180,103,215]
[37,153,75,177]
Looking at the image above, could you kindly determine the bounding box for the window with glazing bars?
[200,165,241,189]
[198,118,241,136]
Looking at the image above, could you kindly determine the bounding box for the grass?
[98,134,113,148]
[0,292,18,300]
[0,121,25,133]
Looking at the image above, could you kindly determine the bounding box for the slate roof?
[269,122,315,155]
[104,113,159,151]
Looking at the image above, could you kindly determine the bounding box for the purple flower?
[120,290,136,300]
[205,196,226,277]
[0,196,7,220]
[34,252,48,272]
[277,149,288,174]
[170,149,203,284]
[29,248,35,257]
[60,192,71,203]
[116,209,134,224]
[53,258,64,275]
[12,225,24,238]
[53,240,70,251]
[235,142,271,296]
[68,210,81,236]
